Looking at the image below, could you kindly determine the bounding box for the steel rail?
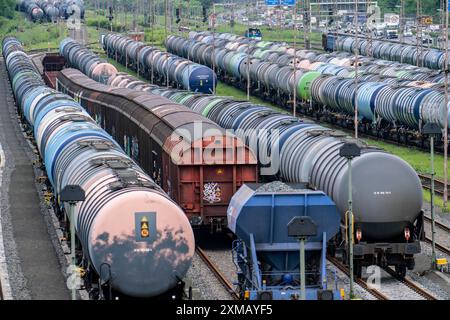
[327,256,389,300]
[196,246,240,300]
[383,267,438,300]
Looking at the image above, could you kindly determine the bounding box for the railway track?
[383,267,438,300]
[328,256,440,300]
[424,215,450,233]
[327,256,389,300]
[195,246,240,300]
[423,215,450,256]
[281,40,323,51]
[419,173,450,196]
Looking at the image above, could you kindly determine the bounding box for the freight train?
[242,36,447,85]
[3,36,195,299]
[16,0,84,22]
[58,38,258,230]
[155,85,424,278]
[16,0,44,21]
[61,37,425,278]
[56,68,258,230]
[102,34,217,94]
[323,33,447,71]
[165,32,450,151]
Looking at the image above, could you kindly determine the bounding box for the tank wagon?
[3,36,195,299]
[58,38,425,276]
[102,34,217,94]
[188,31,448,85]
[49,0,85,20]
[55,68,258,230]
[166,33,450,150]
[228,183,342,300]
[168,31,448,105]
[168,91,424,277]
[60,38,117,84]
[16,0,44,21]
[17,0,84,21]
[36,0,59,22]
[63,0,85,20]
[324,33,446,71]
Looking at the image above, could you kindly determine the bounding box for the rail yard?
[1,0,450,309]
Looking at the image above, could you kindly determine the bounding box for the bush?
[0,0,16,19]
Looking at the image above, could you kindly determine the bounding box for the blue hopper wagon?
[227,183,342,300]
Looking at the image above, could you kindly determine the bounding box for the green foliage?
[362,137,449,180]
[0,13,68,53]
[216,22,322,44]
[0,0,16,19]
[199,0,213,9]
[378,0,442,19]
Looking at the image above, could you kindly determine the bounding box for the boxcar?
[56,68,258,229]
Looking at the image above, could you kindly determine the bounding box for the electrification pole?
[399,0,405,45]
[246,3,251,101]
[444,0,449,207]
[165,0,169,89]
[354,0,359,139]
[212,4,216,95]
[416,0,423,67]
[424,123,442,269]
[340,143,361,300]
[293,0,297,117]
[304,0,311,49]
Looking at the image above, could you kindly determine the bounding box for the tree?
[0,0,16,19]
[200,0,213,10]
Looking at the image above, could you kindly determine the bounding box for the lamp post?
[339,142,361,299]
[288,216,317,301]
[60,185,86,300]
[423,123,442,269]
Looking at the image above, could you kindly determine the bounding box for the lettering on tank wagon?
[203,182,222,204]
[197,75,210,80]
[373,191,392,195]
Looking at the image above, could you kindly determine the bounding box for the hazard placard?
[135,212,156,242]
